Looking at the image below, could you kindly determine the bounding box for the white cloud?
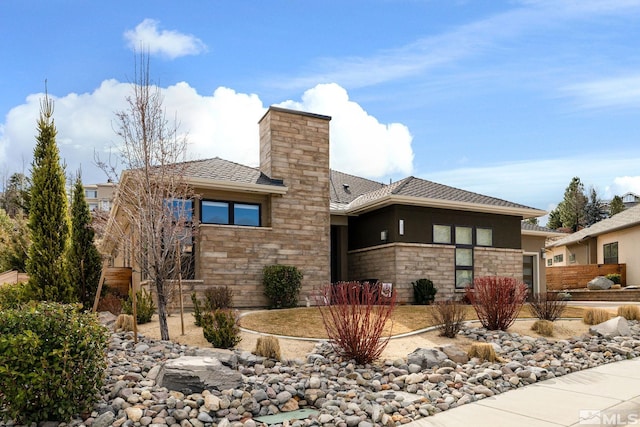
[0,82,413,184]
[609,176,640,196]
[561,75,640,110]
[277,83,414,179]
[124,19,207,59]
[272,0,640,92]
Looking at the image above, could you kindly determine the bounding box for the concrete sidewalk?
[407,358,640,427]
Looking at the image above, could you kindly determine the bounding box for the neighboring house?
[546,203,640,285]
[84,181,116,213]
[104,106,546,307]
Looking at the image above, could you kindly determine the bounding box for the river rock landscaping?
[4,318,640,427]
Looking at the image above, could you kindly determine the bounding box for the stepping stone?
[254,409,319,425]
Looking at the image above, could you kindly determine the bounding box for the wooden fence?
[546,264,626,290]
[103,267,133,296]
[0,270,29,285]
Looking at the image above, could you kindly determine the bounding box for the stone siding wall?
[197,108,331,308]
[348,243,457,304]
[474,247,523,279]
[348,244,524,304]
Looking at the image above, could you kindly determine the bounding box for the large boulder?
[439,345,469,364]
[156,356,242,394]
[589,316,631,338]
[587,276,613,290]
[407,348,448,369]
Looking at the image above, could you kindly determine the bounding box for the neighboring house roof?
[521,222,568,237]
[547,204,640,248]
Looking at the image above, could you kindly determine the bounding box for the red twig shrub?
[317,281,396,364]
[465,276,528,331]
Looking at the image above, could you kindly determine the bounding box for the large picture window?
[201,200,260,226]
[603,242,618,264]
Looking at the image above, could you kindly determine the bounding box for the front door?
[523,255,535,295]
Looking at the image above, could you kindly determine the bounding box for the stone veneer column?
[258,106,332,303]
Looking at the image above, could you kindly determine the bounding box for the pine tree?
[68,173,103,309]
[26,93,73,302]
[609,195,625,217]
[584,186,606,227]
[559,177,587,232]
[546,206,563,229]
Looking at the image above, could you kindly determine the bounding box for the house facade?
[106,106,546,307]
[546,204,640,286]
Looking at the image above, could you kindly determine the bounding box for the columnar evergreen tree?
[68,173,103,308]
[26,93,73,302]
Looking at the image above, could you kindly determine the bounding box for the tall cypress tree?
[68,173,103,308]
[26,93,73,302]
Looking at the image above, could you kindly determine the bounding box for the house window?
[455,226,473,245]
[234,203,260,226]
[201,200,260,226]
[85,189,97,199]
[569,253,576,264]
[476,228,493,246]
[553,254,563,263]
[433,225,451,244]
[547,258,553,266]
[455,227,473,289]
[603,242,618,264]
[165,199,193,223]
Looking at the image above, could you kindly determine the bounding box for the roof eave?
[522,229,567,237]
[548,221,640,248]
[346,195,546,218]
[187,177,288,195]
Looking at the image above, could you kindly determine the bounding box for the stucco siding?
[597,227,640,285]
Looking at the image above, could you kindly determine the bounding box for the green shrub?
[412,278,437,305]
[0,302,109,424]
[192,286,234,327]
[606,273,622,285]
[122,288,156,324]
[192,292,204,327]
[202,309,242,349]
[263,265,303,309]
[0,281,33,310]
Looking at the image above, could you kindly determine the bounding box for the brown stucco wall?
[196,107,331,307]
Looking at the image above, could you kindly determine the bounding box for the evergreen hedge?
[0,302,109,423]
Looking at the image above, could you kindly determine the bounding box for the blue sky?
[1,1,639,220]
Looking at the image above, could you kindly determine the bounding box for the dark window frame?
[200,199,261,227]
[432,224,493,290]
[603,242,618,264]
